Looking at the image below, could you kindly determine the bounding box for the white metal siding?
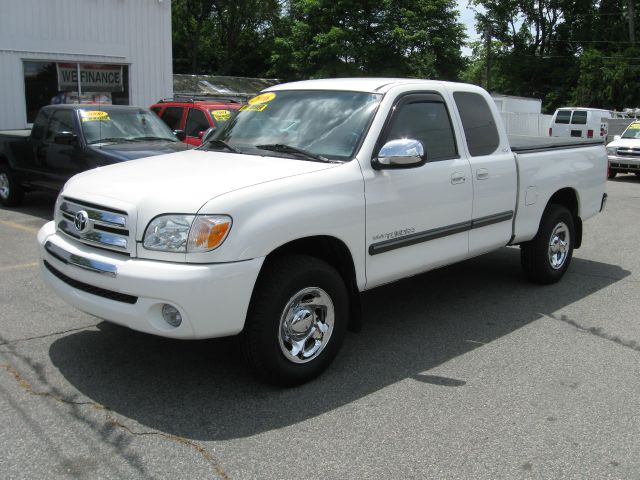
[501,112,554,137]
[0,0,173,129]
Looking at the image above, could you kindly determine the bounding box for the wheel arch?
[547,187,582,248]
[259,235,362,332]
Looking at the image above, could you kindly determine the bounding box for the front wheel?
[0,164,24,207]
[241,254,349,386]
[521,204,575,284]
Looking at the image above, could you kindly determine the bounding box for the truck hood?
[607,138,640,149]
[62,149,340,227]
[88,140,191,161]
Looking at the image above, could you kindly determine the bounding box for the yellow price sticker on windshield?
[80,110,110,122]
[212,110,231,122]
[240,104,268,112]
[248,93,276,105]
[628,123,640,129]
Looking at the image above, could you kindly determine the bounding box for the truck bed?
[509,135,603,153]
[0,129,30,139]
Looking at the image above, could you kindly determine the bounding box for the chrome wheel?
[548,222,570,270]
[278,287,334,364]
[0,172,9,200]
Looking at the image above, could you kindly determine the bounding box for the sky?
[457,0,481,56]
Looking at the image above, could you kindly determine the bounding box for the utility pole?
[629,0,636,45]
[485,23,492,93]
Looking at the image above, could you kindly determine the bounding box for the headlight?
[606,146,617,155]
[143,214,232,253]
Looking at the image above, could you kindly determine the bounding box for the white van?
[549,107,613,140]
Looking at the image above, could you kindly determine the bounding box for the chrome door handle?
[476,168,489,180]
[451,172,466,184]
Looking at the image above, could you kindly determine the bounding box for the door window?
[382,95,458,162]
[185,108,210,137]
[45,110,76,142]
[160,107,184,130]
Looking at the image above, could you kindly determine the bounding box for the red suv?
[150,97,242,146]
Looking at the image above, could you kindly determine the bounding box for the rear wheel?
[521,204,575,284]
[607,169,617,179]
[0,164,24,207]
[241,254,349,386]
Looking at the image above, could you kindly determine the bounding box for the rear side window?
[453,91,500,156]
[555,111,571,124]
[150,106,161,115]
[571,111,587,125]
[185,108,210,137]
[160,106,184,130]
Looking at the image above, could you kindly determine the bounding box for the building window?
[23,61,130,123]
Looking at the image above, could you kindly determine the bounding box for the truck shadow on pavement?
[0,192,56,221]
[48,247,629,441]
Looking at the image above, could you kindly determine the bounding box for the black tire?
[520,204,575,285]
[0,163,24,207]
[241,254,349,387]
[608,169,617,179]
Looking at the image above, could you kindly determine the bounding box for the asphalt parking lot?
[1,177,639,480]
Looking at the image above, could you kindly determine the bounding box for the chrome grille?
[57,197,133,255]
[616,147,640,157]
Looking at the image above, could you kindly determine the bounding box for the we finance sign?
[57,63,124,92]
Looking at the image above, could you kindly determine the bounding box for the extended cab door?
[364,92,473,288]
[452,90,517,256]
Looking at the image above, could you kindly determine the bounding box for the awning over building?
[173,74,280,100]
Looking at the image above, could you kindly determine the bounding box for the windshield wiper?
[132,136,176,142]
[203,139,242,154]
[88,137,137,145]
[255,144,337,163]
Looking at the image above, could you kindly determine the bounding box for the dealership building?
[0,0,173,129]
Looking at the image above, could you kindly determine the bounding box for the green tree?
[271,0,467,80]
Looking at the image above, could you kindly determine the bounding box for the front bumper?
[608,155,640,171]
[37,221,264,339]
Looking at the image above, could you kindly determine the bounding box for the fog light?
[162,304,182,328]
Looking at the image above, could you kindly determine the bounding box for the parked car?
[38,79,607,386]
[0,104,191,206]
[549,107,613,139]
[606,120,640,178]
[150,97,241,146]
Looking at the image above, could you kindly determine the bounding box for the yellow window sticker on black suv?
[80,110,111,122]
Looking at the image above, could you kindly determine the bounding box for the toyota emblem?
[74,210,89,233]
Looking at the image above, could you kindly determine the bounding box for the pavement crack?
[0,363,99,407]
[0,362,231,479]
[0,324,97,346]
[551,314,640,353]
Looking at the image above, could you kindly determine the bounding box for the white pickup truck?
[37,79,607,385]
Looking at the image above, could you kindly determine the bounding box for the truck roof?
[266,78,466,94]
[40,104,151,112]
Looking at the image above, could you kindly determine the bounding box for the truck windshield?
[203,90,381,161]
[81,109,178,145]
[621,123,640,139]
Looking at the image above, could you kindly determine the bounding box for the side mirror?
[200,127,216,145]
[54,131,78,146]
[372,139,425,170]
[173,129,186,141]
[614,135,621,141]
